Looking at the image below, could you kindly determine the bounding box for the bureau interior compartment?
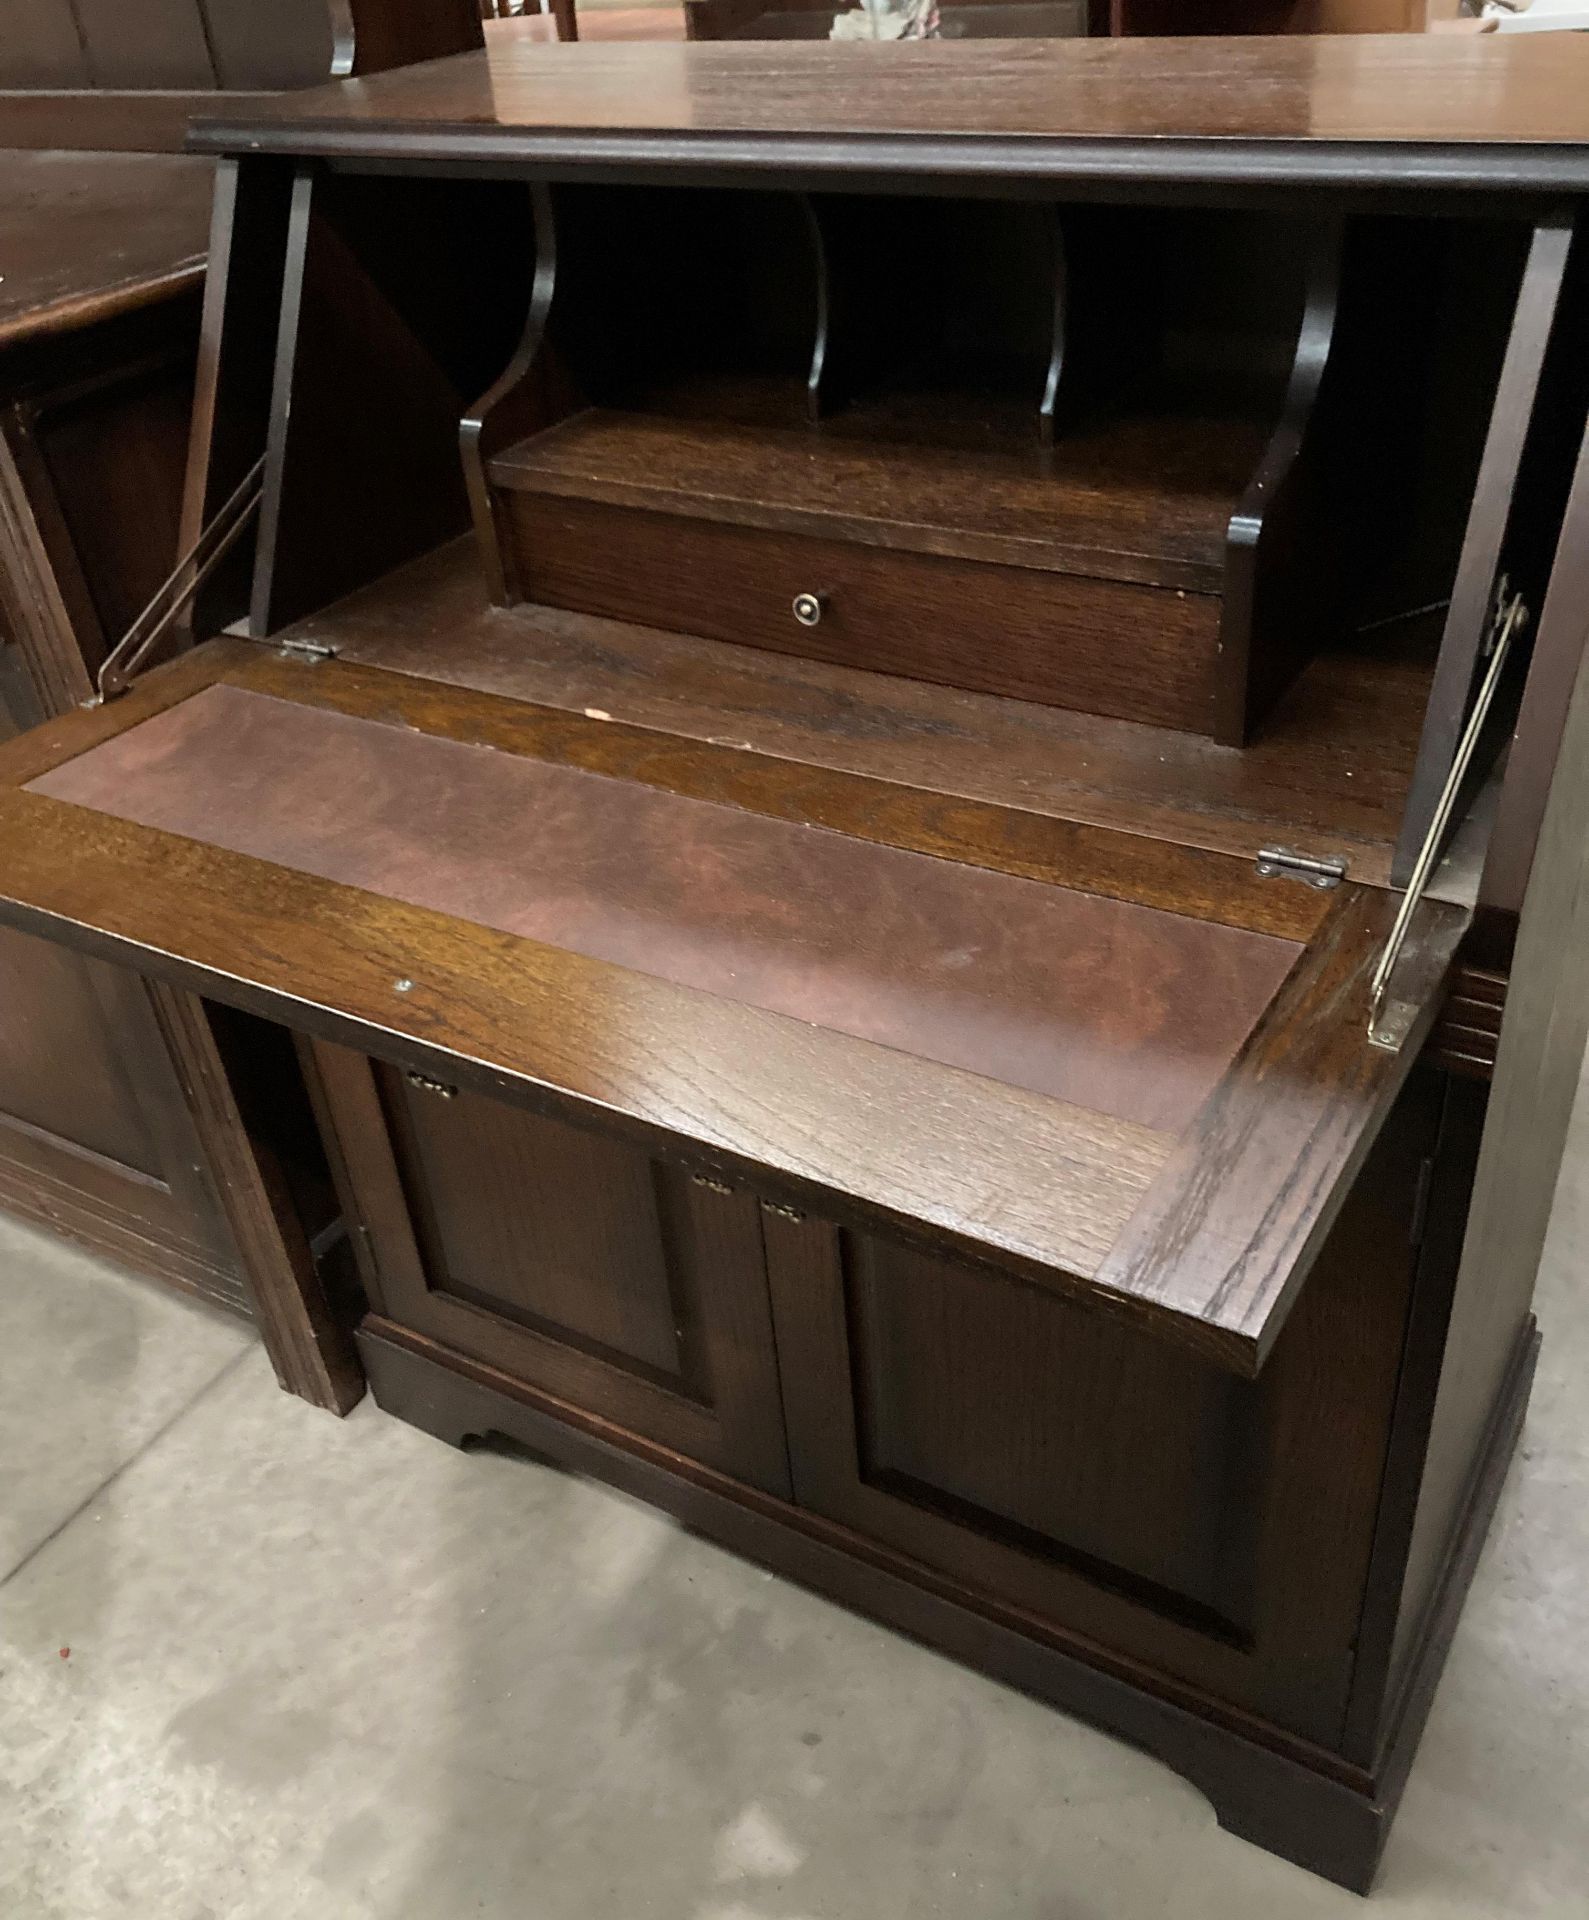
[474,185,1526,745]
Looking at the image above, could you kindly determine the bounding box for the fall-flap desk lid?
[0,635,1464,1375]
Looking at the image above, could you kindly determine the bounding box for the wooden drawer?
[498,492,1221,734]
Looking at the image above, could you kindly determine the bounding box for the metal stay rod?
[1369,584,1529,1045]
[92,455,266,706]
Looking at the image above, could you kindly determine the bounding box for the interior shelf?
[488,394,1268,593]
[467,185,1520,745]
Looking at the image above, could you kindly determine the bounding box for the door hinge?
[1255,846,1348,890]
[404,1069,458,1100]
[266,636,337,663]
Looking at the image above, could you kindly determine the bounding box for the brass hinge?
[266,636,337,663]
[404,1070,458,1100]
[1255,846,1348,889]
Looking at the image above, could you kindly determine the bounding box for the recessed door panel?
[387,1075,690,1383]
[0,924,168,1178]
[764,1066,1444,1741]
[848,1234,1255,1638]
[309,1041,791,1495]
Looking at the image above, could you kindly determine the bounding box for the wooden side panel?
[71,0,216,87]
[338,0,484,74]
[1476,399,1589,955]
[1395,219,1584,889]
[252,167,533,634]
[201,0,334,89]
[181,157,297,642]
[312,1041,791,1490]
[0,0,92,87]
[27,345,199,676]
[158,992,364,1410]
[1390,415,1589,1689]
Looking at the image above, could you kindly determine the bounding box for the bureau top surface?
[189,35,1589,191]
[0,150,210,350]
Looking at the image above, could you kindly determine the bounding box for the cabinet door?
[761,1068,1444,1744]
[0,666,240,1299]
[309,1042,791,1496]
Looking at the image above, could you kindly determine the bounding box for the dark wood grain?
[1214,218,1337,745]
[502,490,1221,734]
[28,678,1297,1134]
[313,1039,789,1486]
[0,89,281,152]
[1394,218,1582,888]
[151,989,363,1410]
[0,270,262,1322]
[0,783,1170,1315]
[356,1299,1535,1894]
[101,38,1583,1894]
[1338,1068,1488,1763]
[286,539,1430,887]
[0,153,210,352]
[1393,407,1589,1707]
[0,633,1461,1369]
[332,0,483,76]
[0,921,243,1306]
[765,1056,1437,1738]
[20,333,200,674]
[490,401,1254,592]
[222,644,1334,943]
[252,164,532,633]
[1425,966,1506,1081]
[1093,889,1469,1370]
[186,36,1589,196]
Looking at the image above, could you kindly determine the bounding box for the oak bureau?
[4,32,1589,1888]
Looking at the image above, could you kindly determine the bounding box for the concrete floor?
[2,1076,1587,1920]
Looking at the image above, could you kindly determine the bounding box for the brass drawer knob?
[792,591,826,628]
